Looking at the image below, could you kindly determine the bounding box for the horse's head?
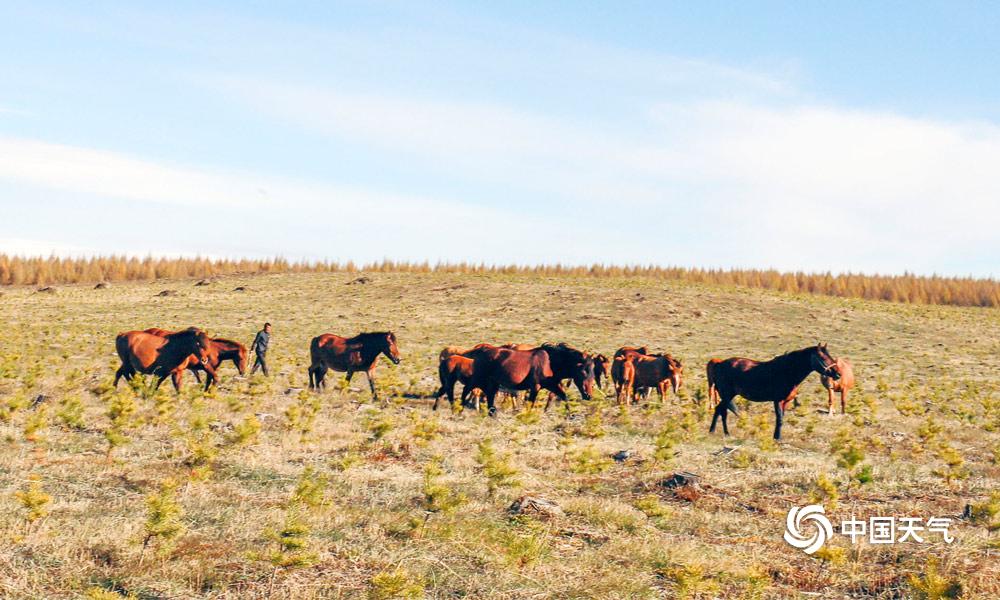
[236,344,248,375]
[593,354,611,386]
[811,343,839,379]
[666,355,684,394]
[572,355,596,400]
[382,332,401,364]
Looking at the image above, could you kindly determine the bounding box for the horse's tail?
[436,359,451,398]
[706,358,721,402]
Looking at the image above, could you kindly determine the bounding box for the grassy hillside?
[0,272,998,598]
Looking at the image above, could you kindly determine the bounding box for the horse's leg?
[486,385,498,417]
[542,383,565,412]
[192,368,202,384]
[710,401,722,433]
[114,365,126,387]
[718,394,736,435]
[773,400,784,440]
[202,363,217,392]
[828,387,834,415]
[841,389,847,415]
[308,366,315,390]
[367,369,378,401]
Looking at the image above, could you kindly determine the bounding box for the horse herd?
[112,327,856,440]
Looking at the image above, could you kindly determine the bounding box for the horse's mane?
[347,331,393,345]
[166,327,205,339]
[755,346,817,372]
[212,338,244,351]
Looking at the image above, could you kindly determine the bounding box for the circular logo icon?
[784,504,833,554]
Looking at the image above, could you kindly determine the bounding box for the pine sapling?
[140,478,185,564]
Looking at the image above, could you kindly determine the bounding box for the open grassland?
[0,272,998,599]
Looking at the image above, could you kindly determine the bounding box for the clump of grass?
[653,421,680,463]
[105,392,138,460]
[369,567,424,599]
[261,511,318,570]
[15,473,52,529]
[476,439,520,496]
[580,410,606,438]
[290,466,328,510]
[0,391,29,423]
[422,456,466,513]
[285,391,321,442]
[810,473,840,509]
[362,407,394,442]
[499,520,550,568]
[916,416,943,448]
[226,414,261,447]
[967,491,1000,532]
[56,394,86,430]
[830,427,872,487]
[408,412,440,446]
[182,399,219,479]
[634,494,671,528]
[569,445,612,475]
[140,478,184,563]
[515,407,541,426]
[85,588,135,600]
[932,443,969,487]
[811,545,847,565]
[23,404,48,443]
[908,559,962,599]
[654,560,719,599]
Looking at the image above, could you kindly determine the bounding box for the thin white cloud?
[0,136,637,265]
[211,81,1000,273]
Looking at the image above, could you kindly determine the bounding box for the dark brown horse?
[143,329,247,390]
[308,331,401,400]
[539,343,596,402]
[708,344,840,440]
[114,327,212,391]
[593,353,611,389]
[465,345,592,415]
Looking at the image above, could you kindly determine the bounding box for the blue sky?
[1,2,998,276]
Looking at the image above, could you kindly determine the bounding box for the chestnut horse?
[708,344,840,440]
[465,345,591,415]
[144,328,247,390]
[308,331,401,400]
[433,354,482,410]
[614,353,683,405]
[611,346,681,401]
[114,327,212,391]
[821,357,855,415]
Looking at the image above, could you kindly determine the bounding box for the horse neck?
[356,341,384,366]
[761,349,816,386]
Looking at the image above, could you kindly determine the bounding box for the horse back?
[632,355,673,387]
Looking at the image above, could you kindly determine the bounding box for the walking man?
[250,322,271,376]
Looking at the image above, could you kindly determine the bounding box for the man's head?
[264,322,272,333]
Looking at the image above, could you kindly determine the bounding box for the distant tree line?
[0,254,996,308]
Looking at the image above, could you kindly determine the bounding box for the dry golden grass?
[2,254,998,308]
[0,271,998,598]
